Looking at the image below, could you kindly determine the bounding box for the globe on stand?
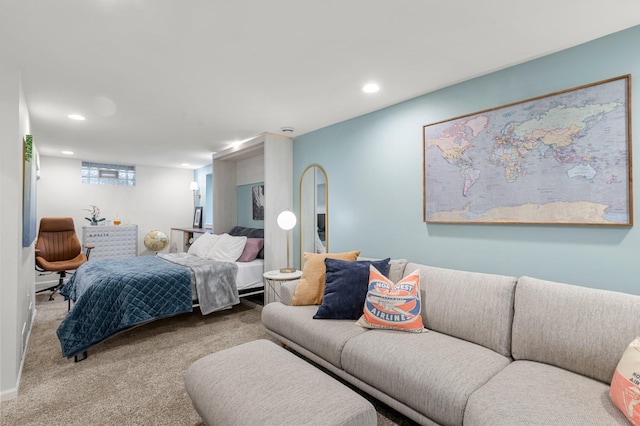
[144,230,169,252]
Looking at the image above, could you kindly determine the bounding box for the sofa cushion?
[512,276,640,384]
[464,360,630,425]
[341,329,511,426]
[279,279,300,306]
[387,259,408,283]
[406,263,516,357]
[356,266,424,332]
[292,250,361,305]
[313,258,390,320]
[261,302,367,368]
[610,337,640,424]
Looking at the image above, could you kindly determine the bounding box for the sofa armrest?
[279,279,300,305]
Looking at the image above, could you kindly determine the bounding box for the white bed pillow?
[206,233,247,262]
[187,232,220,258]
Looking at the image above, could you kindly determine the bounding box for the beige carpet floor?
[2,293,417,425]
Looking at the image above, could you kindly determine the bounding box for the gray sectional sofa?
[261,260,640,425]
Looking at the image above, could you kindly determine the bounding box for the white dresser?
[83,225,138,260]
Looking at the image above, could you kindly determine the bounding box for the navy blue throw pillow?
[313,257,391,320]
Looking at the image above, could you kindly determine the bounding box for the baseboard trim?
[1,306,37,401]
[0,387,18,401]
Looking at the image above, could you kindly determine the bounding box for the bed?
[56,226,265,360]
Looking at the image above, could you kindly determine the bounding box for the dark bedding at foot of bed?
[57,256,193,358]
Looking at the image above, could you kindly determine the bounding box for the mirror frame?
[299,164,328,266]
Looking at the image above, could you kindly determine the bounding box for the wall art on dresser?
[423,75,632,226]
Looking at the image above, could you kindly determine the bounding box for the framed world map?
[423,75,632,226]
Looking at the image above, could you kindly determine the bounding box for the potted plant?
[84,205,106,225]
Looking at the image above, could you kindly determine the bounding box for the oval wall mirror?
[299,164,328,265]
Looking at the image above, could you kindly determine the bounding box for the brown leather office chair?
[35,217,94,300]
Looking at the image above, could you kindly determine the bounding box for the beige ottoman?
[185,339,377,425]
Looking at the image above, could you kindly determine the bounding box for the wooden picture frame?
[193,206,203,228]
[423,75,632,226]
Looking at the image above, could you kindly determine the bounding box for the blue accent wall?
[237,182,265,228]
[293,25,640,295]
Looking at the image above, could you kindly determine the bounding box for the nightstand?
[263,270,302,304]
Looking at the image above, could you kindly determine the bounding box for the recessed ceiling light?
[181,163,190,167]
[62,150,74,155]
[362,83,380,93]
[68,114,86,121]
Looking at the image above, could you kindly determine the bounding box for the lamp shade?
[189,181,199,191]
[277,210,297,231]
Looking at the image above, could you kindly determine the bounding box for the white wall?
[1,68,35,401]
[37,156,195,259]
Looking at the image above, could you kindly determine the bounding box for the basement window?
[81,162,136,186]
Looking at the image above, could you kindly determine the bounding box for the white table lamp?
[277,210,297,273]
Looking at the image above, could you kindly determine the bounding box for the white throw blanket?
[157,253,240,315]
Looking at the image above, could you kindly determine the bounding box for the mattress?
[236,258,265,291]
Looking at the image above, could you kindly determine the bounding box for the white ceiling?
[3,1,640,169]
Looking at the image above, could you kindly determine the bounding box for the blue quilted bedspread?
[57,256,192,358]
